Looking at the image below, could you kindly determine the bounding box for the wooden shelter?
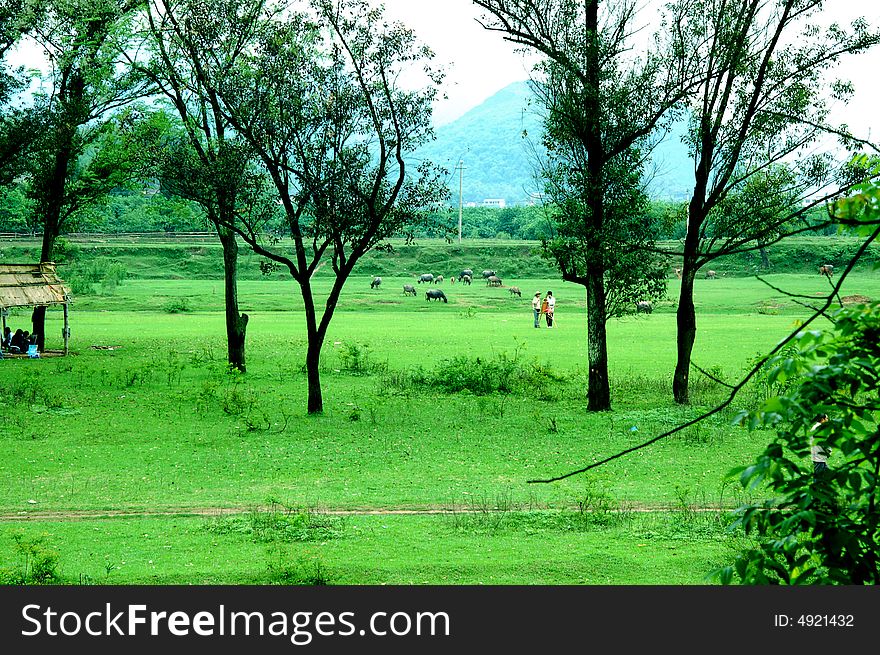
[0,262,71,355]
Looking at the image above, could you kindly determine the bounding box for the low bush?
[385,352,570,398]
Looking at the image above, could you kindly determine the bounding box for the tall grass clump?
[384,352,570,398]
[204,501,345,544]
[0,531,60,585]
[336,342,387,375]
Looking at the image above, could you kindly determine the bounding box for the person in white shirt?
[531,292,542,328]
[810,414,831,479]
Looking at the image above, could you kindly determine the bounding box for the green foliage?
[337,342,386,375]
[0,184,34,231]
[0,530,60,585]
[205,501,346,544]
[66,257,128,296]
[386,350,569,398]
[720,302,880,584]
[266,549,330,585]
[162,297,192,313]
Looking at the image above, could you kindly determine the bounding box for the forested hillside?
[413,80,695,205]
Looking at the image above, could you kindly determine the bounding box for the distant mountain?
[411,80,695,204]
[412,81,544,205]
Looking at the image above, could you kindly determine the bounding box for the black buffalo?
[403,284,417,296]
[481,269,496,279]
[425,289,448,303]
[418,273,435,284]
[460,269,474,279]
[486,275,502,287]
[370,276,382,289]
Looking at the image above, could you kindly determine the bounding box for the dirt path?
[0,503,729,522]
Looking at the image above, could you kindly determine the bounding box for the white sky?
[376,0,537,126]
[6,0,879,140]
[380,0,880,140]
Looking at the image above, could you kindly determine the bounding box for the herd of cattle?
[369,269,508,304]
[369,261,837,310]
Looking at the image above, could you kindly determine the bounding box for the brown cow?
[819,264,834,278]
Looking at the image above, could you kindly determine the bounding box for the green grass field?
[1,248,877,585]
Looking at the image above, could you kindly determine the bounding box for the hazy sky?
[378,0,536,126]
[6,0,878,140]
[380,0,880,140]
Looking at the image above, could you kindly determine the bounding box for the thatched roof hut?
[0,262,71,355]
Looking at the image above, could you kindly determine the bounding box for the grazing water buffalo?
[486,275,502,287]
[706,270,717,279]
[403,284,417,296]
[425,289,448,303]
[460,274,472,285]
[434,275,444,284]
[481,269,496,279]
[819,264,834,278]
[460,269,474,279]
[508,286,522,297]
[370,276,382,289]
[418,273,434,284]
[636,300,653,314]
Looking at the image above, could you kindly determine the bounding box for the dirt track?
[0,504,727,522]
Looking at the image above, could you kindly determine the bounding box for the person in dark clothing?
[9,328,26,353]
[2,326,10,351]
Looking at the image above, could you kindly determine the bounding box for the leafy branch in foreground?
[717,301,880,584]
[528,178,880,484]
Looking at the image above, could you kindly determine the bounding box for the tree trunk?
[673,263,697,404]
[32,129,74,352]
[217,227,248,372]
[305,332,323,414]
[32,203,61,352]
[585,266,611,411]
[759,245,770,270]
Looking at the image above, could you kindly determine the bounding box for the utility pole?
[455,159,466,243]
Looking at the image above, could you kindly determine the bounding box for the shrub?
[384,351,570,399]
[0,531,60,585]
[162,297,192,313]
[338,342,386,375]
[719,302,880,584]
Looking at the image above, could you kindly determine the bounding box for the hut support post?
[63,303,69,355]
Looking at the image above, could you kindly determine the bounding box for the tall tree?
[0,0,45,185]
[131,0,279,372]
[667,0,880,404]
[474,0,697,410]
[22,0,150,349]
[162,0,448,413]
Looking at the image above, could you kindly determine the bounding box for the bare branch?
[528,225,880,483]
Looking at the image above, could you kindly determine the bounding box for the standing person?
[545,291,556,328]
[532,292,542,328]
[810,413,831,480]
[2,326,10,351]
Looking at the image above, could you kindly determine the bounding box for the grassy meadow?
[1,237,878,585]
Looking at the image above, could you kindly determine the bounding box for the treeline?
[1,188,839,241]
